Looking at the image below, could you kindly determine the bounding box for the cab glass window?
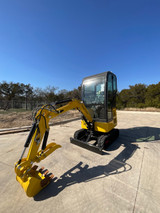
[83,76,105,119]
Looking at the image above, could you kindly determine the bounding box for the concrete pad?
[0,111,160,213]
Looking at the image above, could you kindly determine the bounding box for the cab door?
[107,72,117,122]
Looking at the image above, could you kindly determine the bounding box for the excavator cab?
[71,71,119,153]
[82,71,117,125]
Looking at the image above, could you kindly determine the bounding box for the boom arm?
[15,99,93,196]
[25,99,92,162]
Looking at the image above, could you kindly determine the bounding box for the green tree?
[57,89,68,101]
[117,89,131,108]
[0,81,24,109]
[22,84,34,110]
[145,82,160,108]
[117,84,147,109]
[66,86,81,100]
[128,84,147,107]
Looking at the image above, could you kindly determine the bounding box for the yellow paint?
[16,170,48,197]
[81,108,117,133]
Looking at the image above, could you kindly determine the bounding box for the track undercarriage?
[70,128,119,154]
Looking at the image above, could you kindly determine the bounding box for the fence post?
[25,96,27,110]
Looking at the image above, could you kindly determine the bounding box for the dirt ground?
[0,110,81,129]
[1,107,160,129]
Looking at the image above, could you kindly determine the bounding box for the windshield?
[83,76,105,119]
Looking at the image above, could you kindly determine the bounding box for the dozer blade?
[70,137,103,154]
[16,166,54,197]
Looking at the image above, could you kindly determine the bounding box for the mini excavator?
[15,71,119,197]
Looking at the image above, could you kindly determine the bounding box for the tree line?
[117,83,160,109]
[0,81,81,110]
[0,81,160,110]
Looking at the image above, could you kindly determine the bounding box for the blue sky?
[0,0,160,92]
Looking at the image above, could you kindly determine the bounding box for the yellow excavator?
[15,71,119,197]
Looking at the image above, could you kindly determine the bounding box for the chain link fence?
[0,99,46,110]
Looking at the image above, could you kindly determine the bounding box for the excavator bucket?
[16,165,54,197]
[15,142,61,197]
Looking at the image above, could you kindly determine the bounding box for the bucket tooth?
[49,174,54,179]
[38,167,45,173]
[40,171,55,187]
[40,176,51,187]
[43,170,49,176]
[46,173,54,180]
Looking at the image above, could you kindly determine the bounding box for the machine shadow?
[107,126,160,152]
[34,126,160,201]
